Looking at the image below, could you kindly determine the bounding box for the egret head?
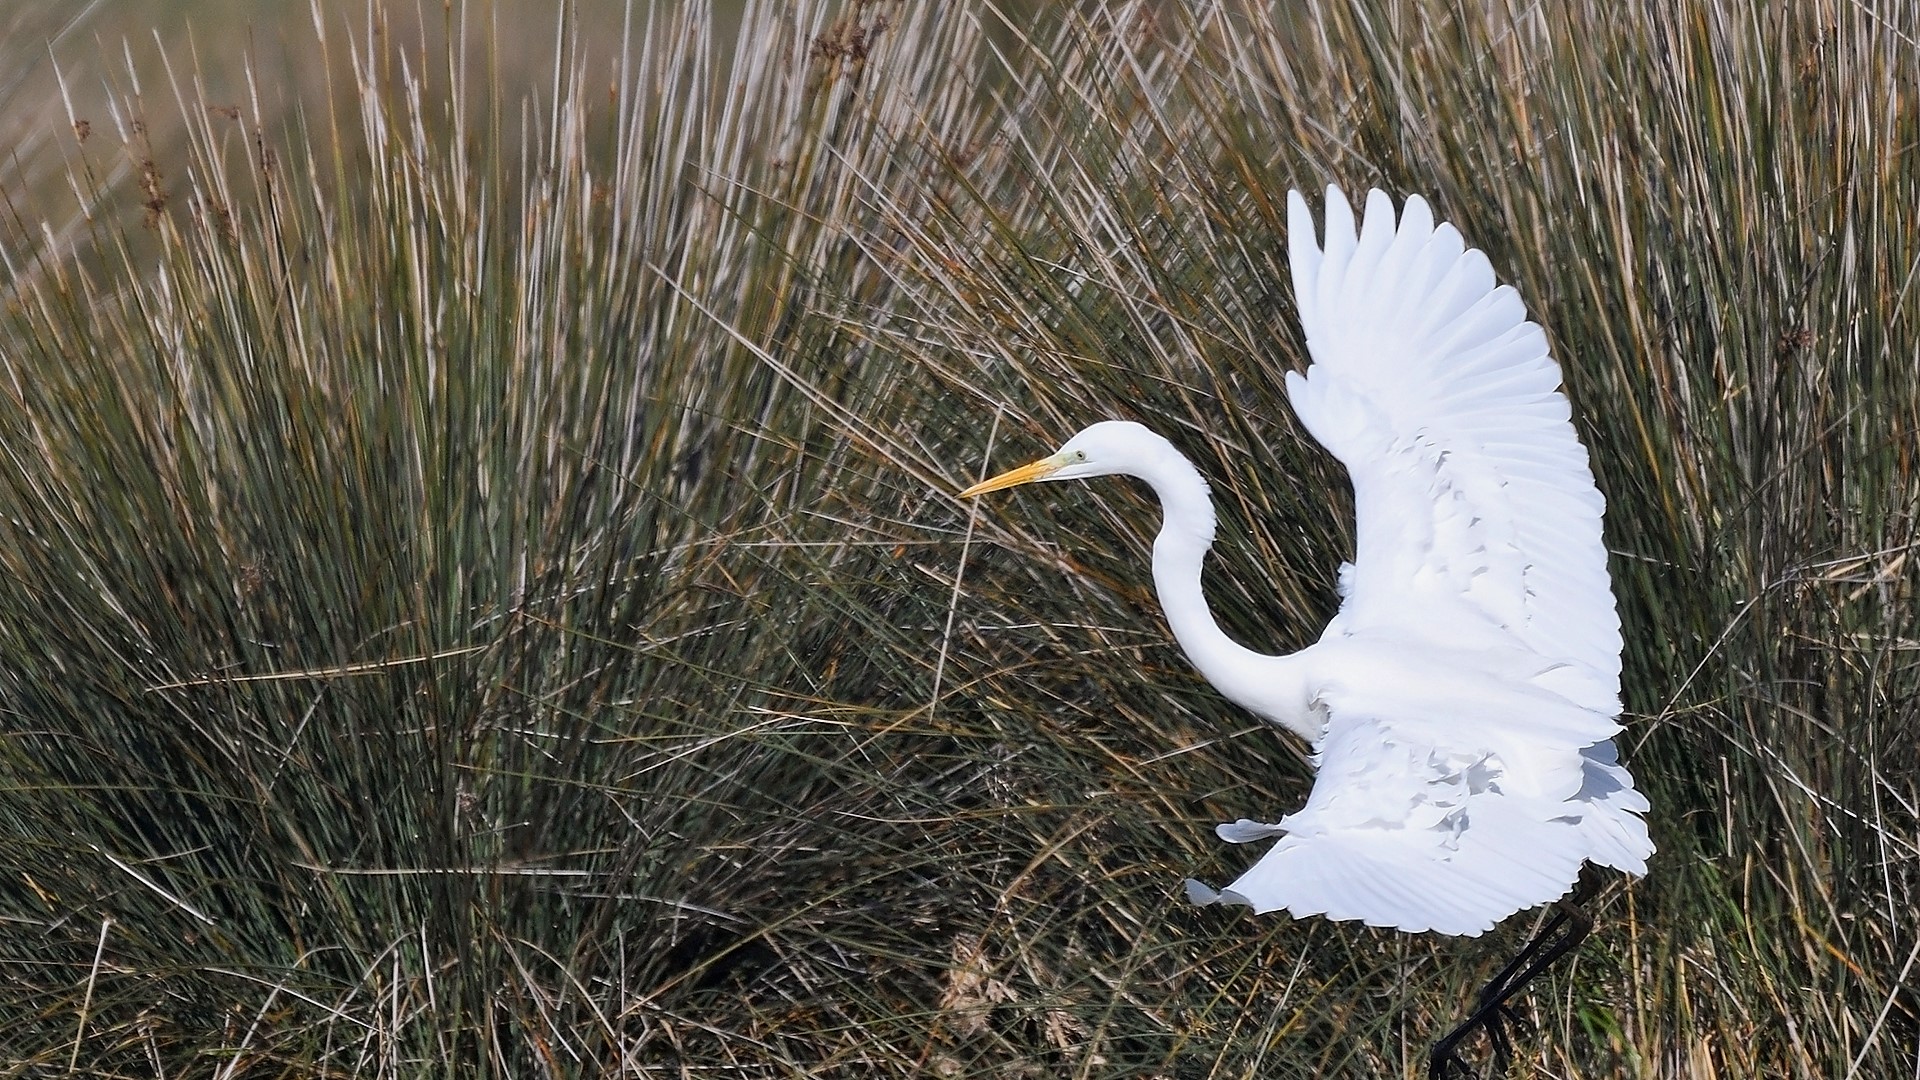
[959,420,1162,497]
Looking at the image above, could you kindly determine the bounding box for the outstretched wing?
[1283,187,1621,708]
[1188,651,1652,935]
[1182,188,1651,933]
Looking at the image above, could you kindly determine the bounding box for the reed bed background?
[0,0,1914,1076]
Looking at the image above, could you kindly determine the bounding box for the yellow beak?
[959,455,1063,498]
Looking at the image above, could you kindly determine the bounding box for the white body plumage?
[962,186,1652,937]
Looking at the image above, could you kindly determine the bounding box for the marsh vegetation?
[0,1,1914,1075]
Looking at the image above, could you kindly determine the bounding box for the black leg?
[1427,898,1595,1080]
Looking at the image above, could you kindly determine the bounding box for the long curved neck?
[1132,448,1284,713]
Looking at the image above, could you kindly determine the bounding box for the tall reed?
[0,1,1912,1075]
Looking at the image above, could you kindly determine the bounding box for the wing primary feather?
[1287,190,1324,337]
[1340,189,1400,312]
[1316,185,1359,311]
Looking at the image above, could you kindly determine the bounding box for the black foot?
[1426,897,1594,1080]
[1429,998,1526,1078]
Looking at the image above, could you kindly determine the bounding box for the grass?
[0,0,1915,1076]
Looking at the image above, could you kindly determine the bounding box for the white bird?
[960,186,1653,940]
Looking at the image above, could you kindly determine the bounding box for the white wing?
[1189,640,1651,934]
[1188,187,1650,935]
[1285,186,1621,702]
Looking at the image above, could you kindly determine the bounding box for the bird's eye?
[1073,450,1088,462]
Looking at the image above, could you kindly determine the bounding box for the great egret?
[961,186,1652,1076]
